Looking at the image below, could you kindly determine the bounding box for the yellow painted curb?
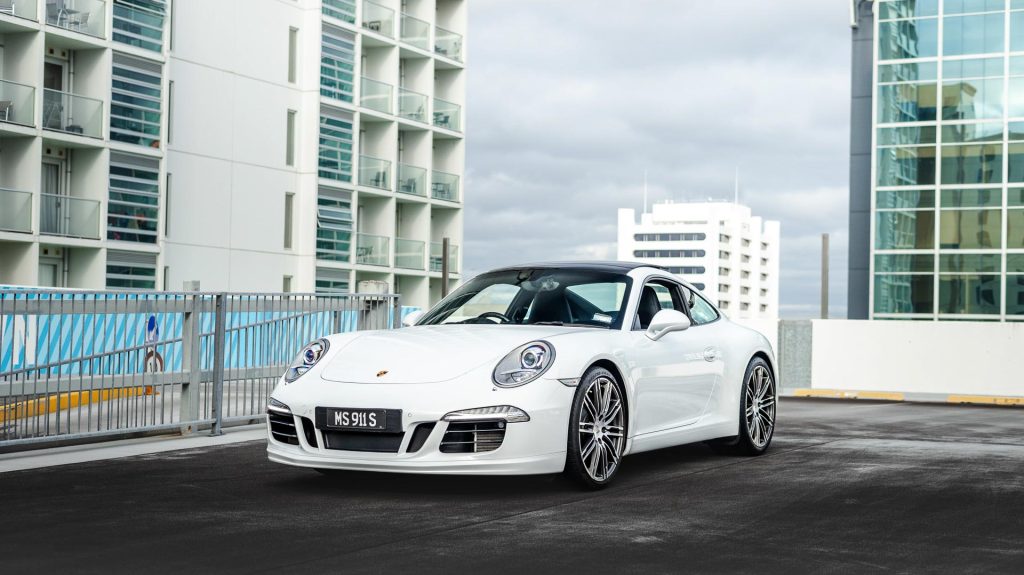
[947,395,1024,406]
[793,389,905,401]
[0,386,156,425]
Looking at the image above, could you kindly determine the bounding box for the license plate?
[317,407,395,432]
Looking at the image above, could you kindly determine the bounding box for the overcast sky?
[462,0,852,318]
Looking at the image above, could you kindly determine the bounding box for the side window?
[681,286,720,326]
[635,281,685,330]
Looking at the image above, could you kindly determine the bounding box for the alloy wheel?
[577,376,626,482]
[744,365,775,449]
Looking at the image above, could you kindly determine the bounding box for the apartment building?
[618,202,781,319]
[849,0,1024,320]
[0,0,465,308]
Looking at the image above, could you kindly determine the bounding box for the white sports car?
[267,262,777,488]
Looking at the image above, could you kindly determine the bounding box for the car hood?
[319,324,579,384]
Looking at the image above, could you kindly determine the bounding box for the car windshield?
[419,268,633,329]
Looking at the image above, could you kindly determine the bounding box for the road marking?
[0,387,156,425]
[792,389,905,402]
[947,395,1024,407]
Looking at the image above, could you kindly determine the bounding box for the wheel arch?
[583,358,631,438]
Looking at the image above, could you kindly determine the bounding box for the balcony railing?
[400,13,430,50]
[430,242,459,273]
[1,0,37,21]
[435,26,463,61]
[397,164,427,197]
[362,0,394,38]
[322,0,356,23]
[40,194,101,240]
[42,89,103,139]
[433,98,461,131]
[45,0,107,38]
[356,233,390,267]
[0,80,35,127]
[358,155,391,190]
[395,238,425,270]
[431,170,460,202]
[398,88,428,123]
[360,76,393,114]
[0,188,32,233]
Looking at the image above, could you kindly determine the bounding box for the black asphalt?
[2,399,1023,574]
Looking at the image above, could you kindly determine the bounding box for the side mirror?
[645,309,691,341]
[402,310,425,328]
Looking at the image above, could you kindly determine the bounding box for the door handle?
[702,347,719,362]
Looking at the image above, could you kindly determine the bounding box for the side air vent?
[268,411,299,445]
[406,422,436,453]
[440,420,506,454]
[300,417,318,448]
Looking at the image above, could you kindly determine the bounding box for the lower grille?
[440,420,506,454]
[268,411,299,445]
[322,431,405,453]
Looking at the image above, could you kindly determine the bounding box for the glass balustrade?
[435,26,463,61]
[395,238,425,270]
[42,89,103,138]
[0,80,35,127]
[356,233,390,266]
[46,0,107,38]
[397,164,427,196]
[2,0,37,20]
[362,0,394,37]
[0,188,32,233]
[360,77,393,114]
[431,170,460,202]
[432,98,461,131]
[401,13,430,50]
[429,242,459,273]
[398,88,428,123]
[39,194,101,239]
[359,155,391,190]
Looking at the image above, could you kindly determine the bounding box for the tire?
[314,468,344,476]
[565,367,627,489]
[708,356,776,456]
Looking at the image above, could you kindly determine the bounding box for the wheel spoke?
[579,422,596,434]
[604,399,622,423]
[581,437,597,460]
[583,394,599,421]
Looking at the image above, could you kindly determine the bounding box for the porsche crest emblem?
[376,370,389,378]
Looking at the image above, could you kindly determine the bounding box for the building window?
[107,250,157,290]
[113,0,167,53]
[873,254,935,314]
[316,267,350,293]
[111,54,163,147]
[288,27,299,84]
[632,249,705,258]
[633,233,706,242]
[319,109,354,181]
[108,153,160,244]
[286,110,297,166]
[322,0,356,24]
[316,189,353,261]
[164,173,171,237]
[938,253,1001,315]
[283,275,293,293]
[321,26,355,103]
[284,192,295,249]
[1008,254,1024,316]
[664,266,706,275]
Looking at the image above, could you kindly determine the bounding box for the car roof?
[486,261,666,273]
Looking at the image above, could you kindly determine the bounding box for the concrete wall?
[770,319,1024,399]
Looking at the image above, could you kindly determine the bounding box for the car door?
[628,280,718,436]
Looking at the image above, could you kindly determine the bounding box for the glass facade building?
[867,0,1024,320]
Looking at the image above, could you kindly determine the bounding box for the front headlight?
[284,338,330,383]
[492,340,555,387]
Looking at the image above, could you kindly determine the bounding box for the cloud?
[465,0,852,318]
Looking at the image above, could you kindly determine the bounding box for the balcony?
[362,0,394,38]
[40,194,101,240]
[433,98,461,131]
[400,13,430,50]
[395,238,425,270]
[358,155,391,190]
[42,89,103,139]
[45,0,107,38]
[360,77,393,114]
[431,170,460,202]
[429,241,459,273]
[398,88,428,123]
[1,0,37,21]
[322,0,355,24]
[397,164,427,197]
[0,80,35,127]
[0,187,32,233]
[356,233,390,267]
[435,26,462,61]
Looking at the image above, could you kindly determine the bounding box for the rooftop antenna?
[643,170,648,214]
[734,167,739,205]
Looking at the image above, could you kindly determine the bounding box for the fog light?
[268,397,291,413]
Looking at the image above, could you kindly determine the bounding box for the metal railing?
[0,289,402,449]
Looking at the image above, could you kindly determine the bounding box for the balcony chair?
[0,101,11,122]
[69,11,89,32]
[399,178,416,195]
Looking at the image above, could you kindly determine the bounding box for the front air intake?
[268,411,299,445]
[439,420,506,453]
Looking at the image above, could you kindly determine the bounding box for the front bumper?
[265,375,574,476]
